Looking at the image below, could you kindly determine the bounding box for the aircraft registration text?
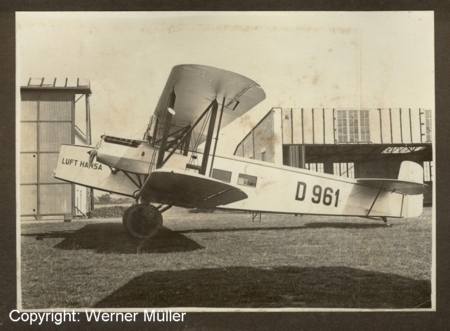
[295,181,341,208]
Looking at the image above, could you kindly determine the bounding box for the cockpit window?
[237,174,257,187]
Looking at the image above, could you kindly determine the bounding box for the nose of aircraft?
[88,139,102,167]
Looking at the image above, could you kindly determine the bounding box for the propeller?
[87,139,102,167]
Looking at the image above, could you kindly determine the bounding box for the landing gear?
[381,216,391,227]
[123,204,163,239]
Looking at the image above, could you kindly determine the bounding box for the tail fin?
[399,161,424,218]
[398,161,424,184]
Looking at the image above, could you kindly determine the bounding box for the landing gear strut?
[123,204,163,239]
[381,216,391,227]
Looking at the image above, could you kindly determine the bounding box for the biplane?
[54,64,427,239]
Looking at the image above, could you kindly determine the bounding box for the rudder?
[398,161,424,184]
[399,161,424,218]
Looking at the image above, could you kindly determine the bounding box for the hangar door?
[20,90,74,218]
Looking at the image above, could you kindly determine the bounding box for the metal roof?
[21,77,92,94]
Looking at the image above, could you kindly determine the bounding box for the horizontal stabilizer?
[139,169,248,209]
[356,179,427,195]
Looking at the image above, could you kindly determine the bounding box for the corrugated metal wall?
[234,110,277,163]
[20,90,75,218]
[280,108,430,145]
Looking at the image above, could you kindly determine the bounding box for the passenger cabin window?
[238,174,258,187]
[212,169,232,183]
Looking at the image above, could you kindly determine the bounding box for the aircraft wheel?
[122,204,138,228]
[124,204,163,239]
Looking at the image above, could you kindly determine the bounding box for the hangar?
[234,107,433,204]
[20,78,93,220]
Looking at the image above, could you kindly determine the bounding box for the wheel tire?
[124,204,163,239]
[122,204,138,229]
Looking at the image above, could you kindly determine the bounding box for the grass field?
[20,207,433,309]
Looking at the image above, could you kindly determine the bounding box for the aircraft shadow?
[94,266,431,309]
[176,222,387,234]
[22,223,204,254]
[176,225,307,234]
[303,222,388,229]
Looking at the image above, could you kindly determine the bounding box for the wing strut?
[156,89,176,169]
[160,99,217,168]
[209,96,226,177]
[366,184,383,217]
[199,99,218,175]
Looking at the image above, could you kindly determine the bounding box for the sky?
[17,11,434,153]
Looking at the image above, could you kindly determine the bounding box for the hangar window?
[212,169,232,183]
[305,163,324,173]
[238,174,258,187]
[333,162,355,178]
[336,110,348,143]
[336,110,370,143]
[423,161,433,182]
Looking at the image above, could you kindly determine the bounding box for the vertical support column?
[156,89,176,169]
[36,92,41,219]
[70,92,76,219]
[379,108,383,144]
[290,108,294,144]
[409,108,413,143]
[389,108,393,143]
[324,162,334,175]
[89,188,94,218]
[200,99,218,175]
[301,108,305,144]
[88,90,94,218]
[85,93,92,145]
[419,108,424,143]
[399,108,403,143]
[332,108,336,143]
[252,131,255,159]
[322,108,325,144]
[300,145,306,169]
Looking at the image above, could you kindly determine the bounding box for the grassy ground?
[20,207,432,309]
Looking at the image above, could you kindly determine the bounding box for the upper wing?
[138,169,248,209]
[356,178,427,195]
[153,64,266,129]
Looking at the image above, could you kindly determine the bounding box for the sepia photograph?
[17,11,434,314]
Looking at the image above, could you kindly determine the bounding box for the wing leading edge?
[153,64,266,129]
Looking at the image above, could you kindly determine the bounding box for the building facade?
[20,78,93,220]
[234,107,433,204]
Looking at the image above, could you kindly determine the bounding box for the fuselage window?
[237,174,258,187]
[212,168,232,183]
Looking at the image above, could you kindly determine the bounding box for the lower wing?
[138,169,248,209]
